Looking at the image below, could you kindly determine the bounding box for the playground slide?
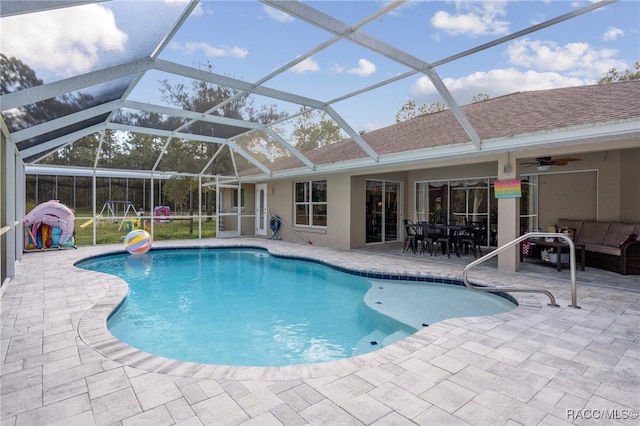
[80,214,102,228]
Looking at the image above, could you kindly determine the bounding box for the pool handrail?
[462,232,580,309]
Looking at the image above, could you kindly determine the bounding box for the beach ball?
[124,229,152,254]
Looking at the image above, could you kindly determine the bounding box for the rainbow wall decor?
[494,179,522,199]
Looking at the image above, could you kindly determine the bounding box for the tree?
[291,107,345,153]
[395,93,490,123]
[598,62,640,83]
[1,53,42,94]
[1,54,96,133]
[162,176,199,213]
[471,93,490,103]
[395,100,446,122]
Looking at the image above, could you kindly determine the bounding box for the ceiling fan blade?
[551,157,581,166]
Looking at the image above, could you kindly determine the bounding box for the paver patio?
[1,238,638,425]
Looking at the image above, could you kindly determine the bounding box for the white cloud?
[411,68,585,104]
[176,41,249,58]
[330,59,376,77]
[163,0,204,16]
[290,57,320,73]
[431,1,509,37]
[346,59,377,77]
[263,5,294,23]
[604,27,624,41]
[1,4,128,77]
[410,33,630,105]
[506,38,622,77]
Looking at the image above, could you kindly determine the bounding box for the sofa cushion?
[579,221,611,245]
[602,222,636,247]
[556,219,584,241]
[586,244,621,257]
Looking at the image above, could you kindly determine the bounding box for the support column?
[3,134,17,280]
[497,153,520,272]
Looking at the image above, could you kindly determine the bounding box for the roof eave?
[238,118,640,182]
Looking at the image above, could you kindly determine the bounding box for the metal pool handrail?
[462,232,580,309]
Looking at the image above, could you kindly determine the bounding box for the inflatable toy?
[23,200,75,247]
[124,229,152,254]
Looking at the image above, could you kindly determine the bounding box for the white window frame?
[294,180,327,228]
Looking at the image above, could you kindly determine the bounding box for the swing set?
[99,200,139,231]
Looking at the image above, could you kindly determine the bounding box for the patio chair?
[420,222,436,255]
[403,219,423,253]
[428,224,453,257]
[458,224,484,258]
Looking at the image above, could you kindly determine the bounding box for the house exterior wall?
[620,148,640,223]
[253,146,639,253]
[537,147,639,229]
[258,175,351,248]
[538,171,598,228]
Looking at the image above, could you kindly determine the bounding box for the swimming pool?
[76,247,515,366]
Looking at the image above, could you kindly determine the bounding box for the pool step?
[352,329,412,356]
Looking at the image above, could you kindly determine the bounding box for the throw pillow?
[619,233,637,248]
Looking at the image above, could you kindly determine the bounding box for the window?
[232,188,245,209]
[294,180,327,227]
[415,176,540,246]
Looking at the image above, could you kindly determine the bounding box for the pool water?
[76,248,515,366]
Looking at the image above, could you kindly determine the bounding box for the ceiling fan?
[522,156,581,171]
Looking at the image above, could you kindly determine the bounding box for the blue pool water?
[76,248,515,366]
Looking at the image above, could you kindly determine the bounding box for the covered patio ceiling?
[0,0,630,182]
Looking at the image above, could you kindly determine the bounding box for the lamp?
[536,164,551,172]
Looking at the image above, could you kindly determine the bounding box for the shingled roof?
[241,80,640,177]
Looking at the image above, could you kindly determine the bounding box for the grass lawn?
[73,216,217,246]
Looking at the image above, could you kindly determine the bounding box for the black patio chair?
[458,224,484,258]
[420,222,436,255]
[403,219,423,254]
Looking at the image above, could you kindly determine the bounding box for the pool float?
[41,224,52,248]
[35,223,43,249]
[51,226,62,247]
[23,200,75,247]
[24,224,37,250]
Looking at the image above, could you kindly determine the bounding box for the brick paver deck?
[1,238,638,425]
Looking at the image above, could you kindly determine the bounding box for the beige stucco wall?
[537,147,639,229]
[251,145,639,251]
[256,175,352,248]
[620,147,640,223]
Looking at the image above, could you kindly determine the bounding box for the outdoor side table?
[521,239,586,272]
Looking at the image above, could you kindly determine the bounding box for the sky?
[2,0,639,134]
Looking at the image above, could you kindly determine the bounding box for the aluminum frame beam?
[264,0,482,150]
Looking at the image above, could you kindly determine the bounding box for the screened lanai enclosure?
[2,0,637,283]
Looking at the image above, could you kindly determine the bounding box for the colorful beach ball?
[124,229,152,254]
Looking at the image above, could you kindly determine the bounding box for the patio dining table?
[427,224,475,257]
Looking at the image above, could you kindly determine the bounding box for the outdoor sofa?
[555,218,640,275]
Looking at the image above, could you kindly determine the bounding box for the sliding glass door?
[365,180,399,244]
